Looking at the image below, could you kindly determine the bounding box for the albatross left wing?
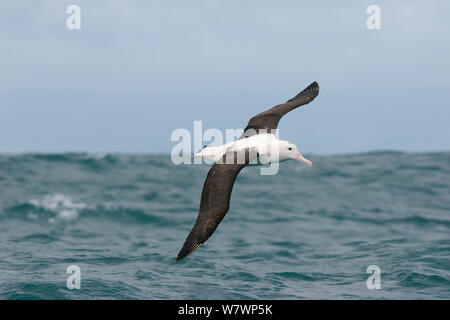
[241,81,319,138]
[176,149,257,261]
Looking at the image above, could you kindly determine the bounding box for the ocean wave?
[1,151,449,299]
[1,194,175,226]
[29,194,86,223]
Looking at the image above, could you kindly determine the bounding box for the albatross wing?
[241,81,319,138]
[176,149,257,261]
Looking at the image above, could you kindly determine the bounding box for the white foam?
[29,194,86,223]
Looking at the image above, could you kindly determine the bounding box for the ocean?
[0,151,449,299]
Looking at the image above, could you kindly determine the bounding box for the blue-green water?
[0,151,449,299]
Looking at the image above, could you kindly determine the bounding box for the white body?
[194,134,312,167]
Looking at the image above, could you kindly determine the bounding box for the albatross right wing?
[176,149,257,262]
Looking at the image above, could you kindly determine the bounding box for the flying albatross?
[176,81,320,261]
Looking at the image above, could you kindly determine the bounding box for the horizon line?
[0,149,449,157]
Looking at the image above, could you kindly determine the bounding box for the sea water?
[0,151,448,299]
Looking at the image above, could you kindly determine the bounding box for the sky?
[0,0,449,154]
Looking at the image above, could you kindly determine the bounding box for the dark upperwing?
[240,81,319,138]
[176,149,257,261]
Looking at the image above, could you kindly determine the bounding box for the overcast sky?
[0,1,449,154]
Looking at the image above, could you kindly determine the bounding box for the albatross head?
[279,141,312,167]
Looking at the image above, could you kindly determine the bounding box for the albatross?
[176,81,320,261]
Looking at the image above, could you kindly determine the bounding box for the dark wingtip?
[287,81,320,103]
[306,81,320,94]
[175,238,203,262]
[175,251,187,262]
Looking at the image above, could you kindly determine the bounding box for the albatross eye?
[288,147,292,151]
